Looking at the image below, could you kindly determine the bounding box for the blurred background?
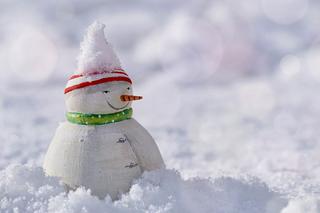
[1,0,320,84]
[1,0,320,199]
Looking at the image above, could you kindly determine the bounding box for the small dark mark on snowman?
[125,162,138,168]
[117,137,126,143]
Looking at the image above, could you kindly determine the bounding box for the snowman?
[43,21,165,200]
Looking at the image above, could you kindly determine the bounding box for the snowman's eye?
[103,90,110,93]
[127,87,130,90]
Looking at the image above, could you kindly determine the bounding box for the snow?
[1,74,320,212]
[1,0,320,212]
[281,198,320,213]
[77,21,122,74]
[1,165,287,213]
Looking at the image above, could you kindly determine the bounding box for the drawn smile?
[107,101,129,110]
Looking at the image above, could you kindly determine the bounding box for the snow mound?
[281,198,320,213]
[0,164,64,212]
[77,21,121,74]
[116,170,287,213]
[0,164,288,213]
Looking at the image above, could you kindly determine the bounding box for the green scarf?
[66,108,133,125]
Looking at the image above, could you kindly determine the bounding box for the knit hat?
[64,21,132,94]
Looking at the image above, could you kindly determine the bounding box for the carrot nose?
[120,95,143,102]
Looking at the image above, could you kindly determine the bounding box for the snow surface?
[1,0,320,212]
[0,164,286,213]
[1,73,320,212]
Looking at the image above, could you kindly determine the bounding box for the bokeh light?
[261,0,309,25]
[8,26,58,83]
[278,54,302,80]
[235,80,275,119]
[133,14,224,82]
[305,46,320,81]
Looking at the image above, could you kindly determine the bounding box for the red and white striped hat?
[64,68,132,94]
[65,22,132,94]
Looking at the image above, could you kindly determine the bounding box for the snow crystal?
[77,21,121,74]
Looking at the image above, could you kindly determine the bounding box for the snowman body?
[44,117,163,199]
[43,22,164,200]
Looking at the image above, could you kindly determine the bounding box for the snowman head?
[64,21,142,114]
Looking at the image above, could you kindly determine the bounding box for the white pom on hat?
[65,21,131,94]
[77,21,122,74]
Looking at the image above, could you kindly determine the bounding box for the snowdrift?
[1,164,288,213]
